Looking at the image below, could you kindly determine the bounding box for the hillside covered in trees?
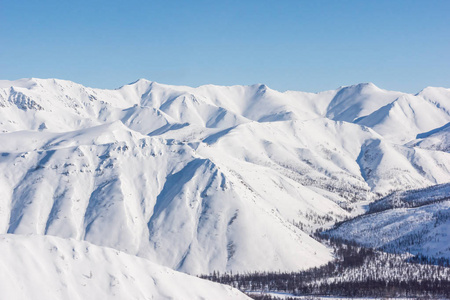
[201,237,450,299]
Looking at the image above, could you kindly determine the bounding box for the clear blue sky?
[1,0,449,92]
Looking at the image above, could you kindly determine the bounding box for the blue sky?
[1,0,449,92]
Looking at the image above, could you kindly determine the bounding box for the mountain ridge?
[0,77,449,275]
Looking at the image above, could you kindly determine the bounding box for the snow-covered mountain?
[0,121,335,274]
[0,234,250,300]
[0,78,449,274]
[356,94,450,143]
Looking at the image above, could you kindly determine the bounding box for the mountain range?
[0,78,449,297]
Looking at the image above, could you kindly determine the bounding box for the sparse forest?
[201,236,450,299]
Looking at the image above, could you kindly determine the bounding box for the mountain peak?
[0,76,449,276]
[127,78,152,85]
[338,82,379,92]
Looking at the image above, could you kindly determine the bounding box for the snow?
[0,234,250,300]
[357,94,450,143]
[327,183,450,258]
[0,78,449,276]
[417,86,450,115]
[407,122,450,152]
[0,123,336,274]
[325,82,404,122]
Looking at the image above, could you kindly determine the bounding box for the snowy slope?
[356,95,450,143]
[0,78,449,274]
[325,83,404,122]
[0,123,335,274]
[417,86,450,115]
[326,183,450,258]
[1,78,449,142]
[0,234,250,300]
[158,117,450,198]
[407,122,450,152]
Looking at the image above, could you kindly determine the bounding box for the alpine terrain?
[0,78,449,298]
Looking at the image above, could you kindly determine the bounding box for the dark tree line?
[368,183,450,213]
[200,237,450,298]
[246,295,297,300]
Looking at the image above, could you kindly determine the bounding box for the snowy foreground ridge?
[0,234,250,300]
[0,78,449,282]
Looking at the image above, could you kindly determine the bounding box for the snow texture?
[0,78,449,275]
[0,234,250,300]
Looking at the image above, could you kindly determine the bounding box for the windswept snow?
[0,234,250,300]
[356,94,450,143]
[0,78,449,274]
[325,82,404,122]
[0,123,335,274]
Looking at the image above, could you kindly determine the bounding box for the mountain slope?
[0,123,335,274]
[0,78,449,274]
[407,122,450,152]
[325,82,404,122]
[2,78,450,143]
[0,234,250,300]
[356,95,450,143]
[417,86,450,115]
[326,183,450,259]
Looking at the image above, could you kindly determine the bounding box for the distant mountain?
[356,94,450,143]
[2,78,449,139]
[325,82,403,122]
[0,234,249,300]
[417,86,450,115]
[0,78,449,274]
